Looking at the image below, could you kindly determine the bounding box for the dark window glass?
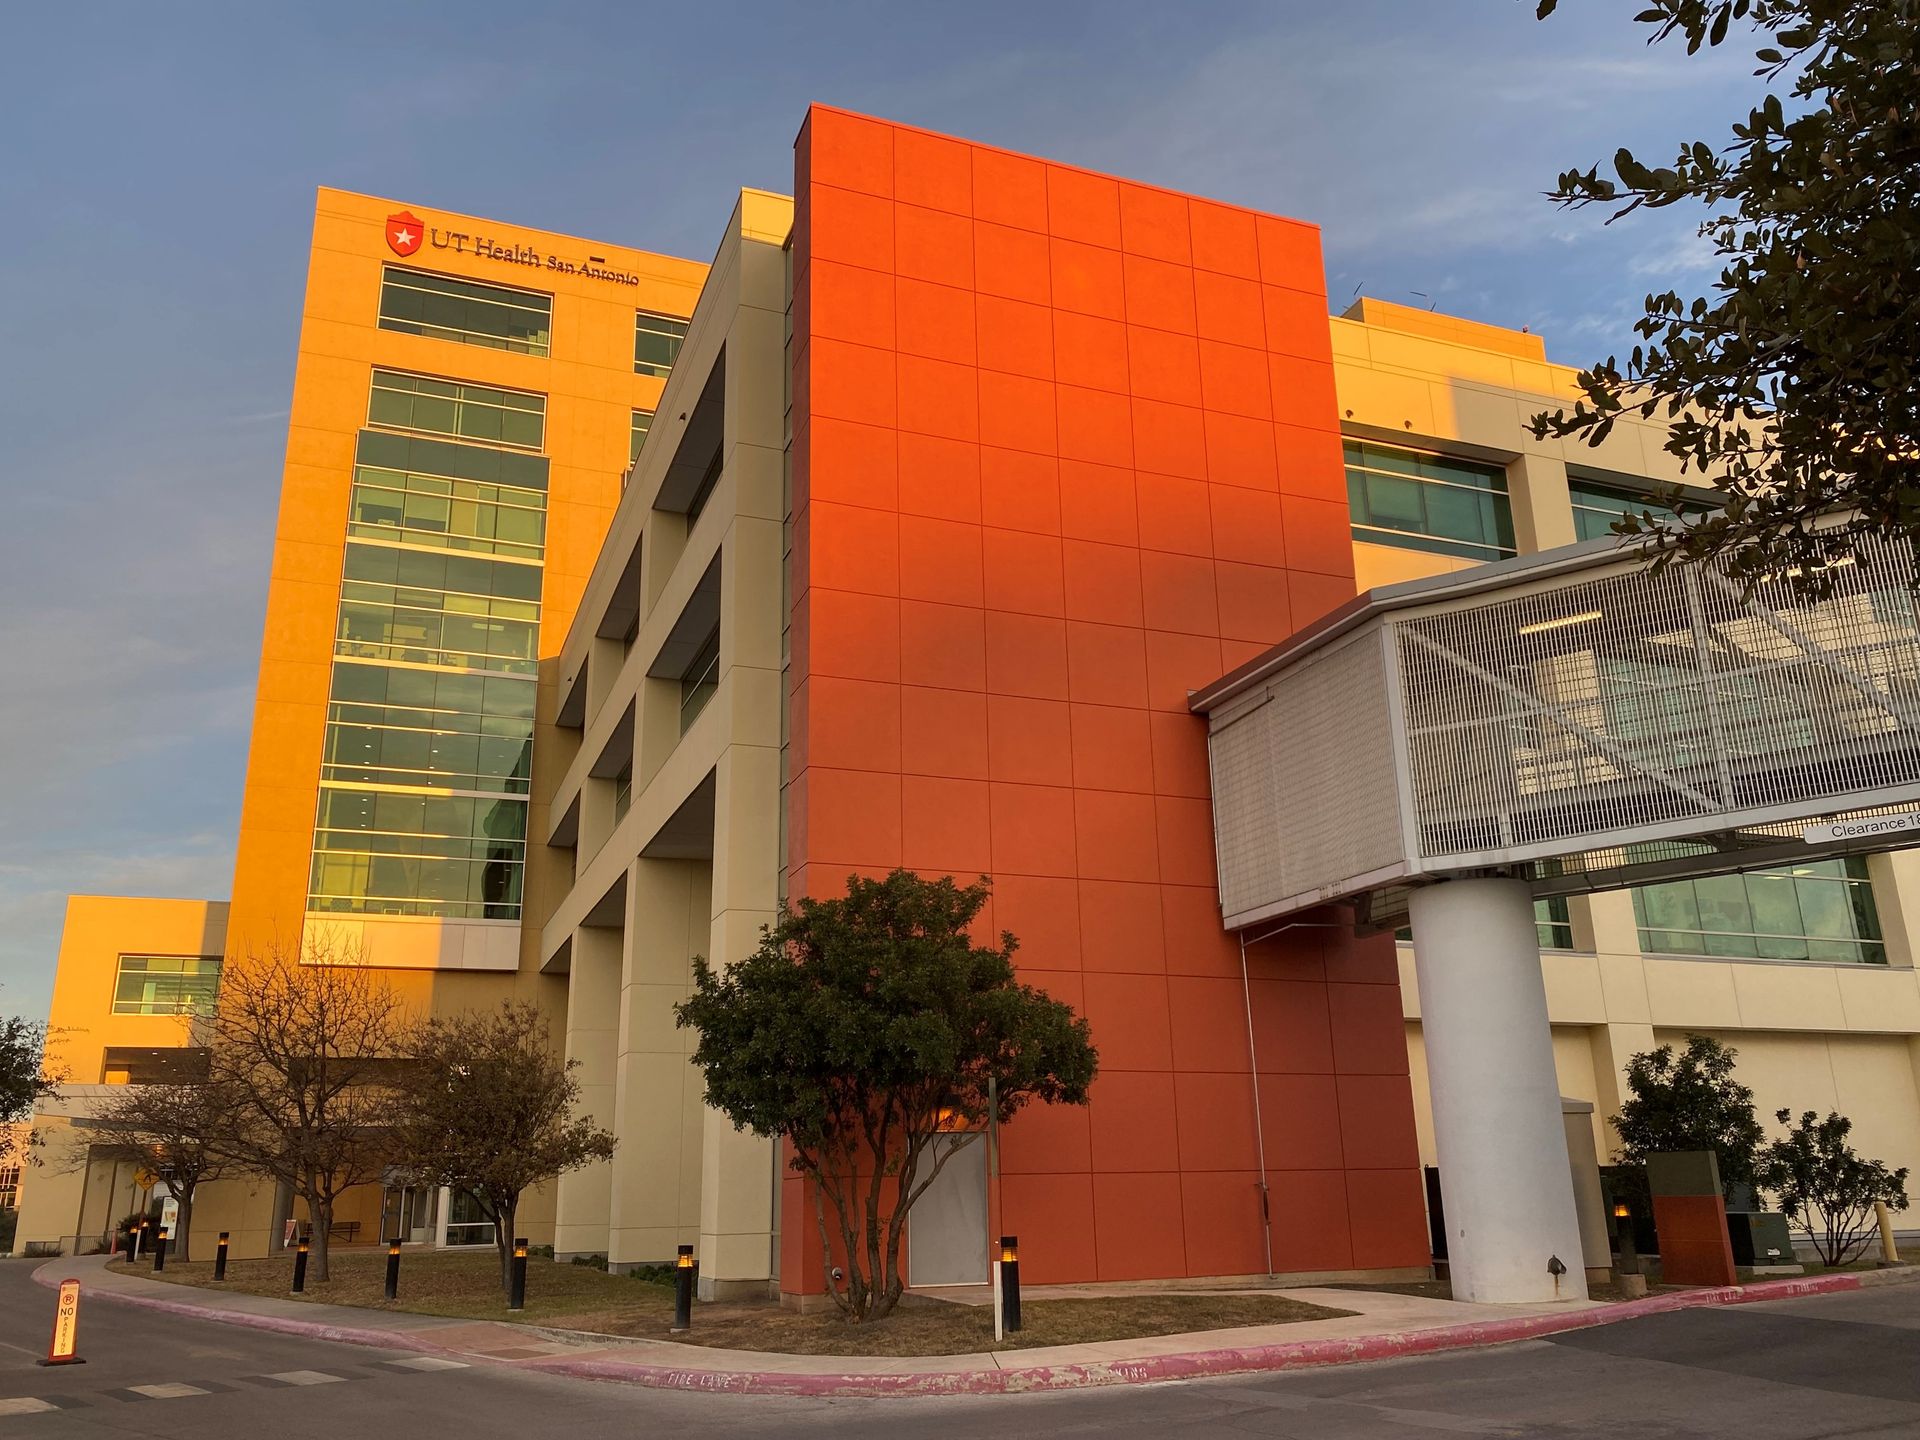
[378,267,551,355]
[1632,857,1885,964]
[1345,440,1516,561]
[112,956,222,1015]
[634,311,688,378]
[679,627,721,733]
[368,369,546,451]
[1568,475,1707,542]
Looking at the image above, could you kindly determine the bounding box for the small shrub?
[1758,1109,1911,1266]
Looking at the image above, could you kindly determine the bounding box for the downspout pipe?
[1238,919,1343,1281]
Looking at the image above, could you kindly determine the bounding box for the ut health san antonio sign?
[385,210,641,287]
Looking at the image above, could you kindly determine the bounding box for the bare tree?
[78,1067,236,1263]
[398,1001,614,1299]
[207,937,409,1281]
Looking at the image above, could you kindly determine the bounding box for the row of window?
[112,955,223,1015]
[1525,860,1885,964]
[313,367,556,921]
[375,266,688,382]
[1346,440,1698,563]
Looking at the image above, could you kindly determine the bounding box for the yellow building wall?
[13,897,229,1255]
[225,187,707,1029]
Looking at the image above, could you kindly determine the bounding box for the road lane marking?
[0,1398,56,1416]
[381,1356,469,1371]
[129,1383,211,1399]
[262,1369,347,1386]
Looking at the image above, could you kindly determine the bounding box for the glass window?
[112,956,222,1015]
[1536,895,1574,950]
[368,369,546,451]
[1345,441,1516,561]
[348,464,547,560]
[1567,474,1705,542]
[634,311,688,378]
[679,628,721,734]
[613,762,633,824]
[630,408,654,462]
[685,447,723,530]
[1632,857,1886,964]
[378,267,551,356]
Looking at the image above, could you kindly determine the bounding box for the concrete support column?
[698,742,781,1299]
[1507,452,1577,553]
[1410,877,1588,1303]
[1588,1021,1658,1160]
[552,924,622,1259]
[606,857,709,1269]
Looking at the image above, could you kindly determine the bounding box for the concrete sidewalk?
[33,1254,1920,1398]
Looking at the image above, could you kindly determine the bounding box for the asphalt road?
[6,1258,1920,1436]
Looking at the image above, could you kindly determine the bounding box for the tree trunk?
[494,1197,518,1301]
[175,1187,194,1264]
[311,1195,333,1282]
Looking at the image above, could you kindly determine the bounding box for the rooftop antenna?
[1409,290,1437,311]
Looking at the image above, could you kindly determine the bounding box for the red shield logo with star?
[385,211,425,257]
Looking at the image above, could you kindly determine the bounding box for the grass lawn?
[136,1248,1354,1356]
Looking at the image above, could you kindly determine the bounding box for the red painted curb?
[32,1262,451,1360]
[36,1259,1889,1399]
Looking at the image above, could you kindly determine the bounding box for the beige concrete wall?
[544,191,792,1286]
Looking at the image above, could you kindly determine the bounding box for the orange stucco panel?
[784,106,1424,1290]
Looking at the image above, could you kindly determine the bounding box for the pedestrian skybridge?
[1192,530,1920,932]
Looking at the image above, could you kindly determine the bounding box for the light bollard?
[1611,1200,1640,1274]
[509,1237,528,1312]
[999,1236,1021,1334]
[151,1226,169,1273]
[385,1238,402,1301]
[292,1234,310,1294]
[671,1244,695,1332]
[214,1232,230,1282]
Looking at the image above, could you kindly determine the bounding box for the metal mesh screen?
[1394,534,1920,868]
[1209,631,1401,922]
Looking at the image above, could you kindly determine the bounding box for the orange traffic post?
[38,1278,84,1366]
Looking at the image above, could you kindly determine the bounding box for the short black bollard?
[1612,1199,1640,1274]
[508,1238,528,1312]
[999,1236,1021,1333]
[385,1237,401,1301]
[121,1227,137,1265]
[671,1244,695,1332]
[292,1234,309,1294]
[214,1232,229,1282]
[151,1226,169,1273]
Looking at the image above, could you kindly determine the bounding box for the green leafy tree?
[1612,1033,1765,1197]
[2,1011,61,1169]
[1532,0,1920,591]
[676,870,1098,1323]
[398,1000,615,1299]
[1757,1107,1910,1264]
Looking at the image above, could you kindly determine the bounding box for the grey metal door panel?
[908,1135,988,1286]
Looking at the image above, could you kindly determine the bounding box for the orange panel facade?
[784,106,1427,1289]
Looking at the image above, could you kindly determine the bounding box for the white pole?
[991,1259,1004,1343]
[1411,877,1587,1304]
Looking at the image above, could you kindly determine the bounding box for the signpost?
[39,1279,84,1366]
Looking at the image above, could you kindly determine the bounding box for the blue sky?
[0,1,1756,1021]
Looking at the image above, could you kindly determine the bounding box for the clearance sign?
[41,1278,83,1366]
